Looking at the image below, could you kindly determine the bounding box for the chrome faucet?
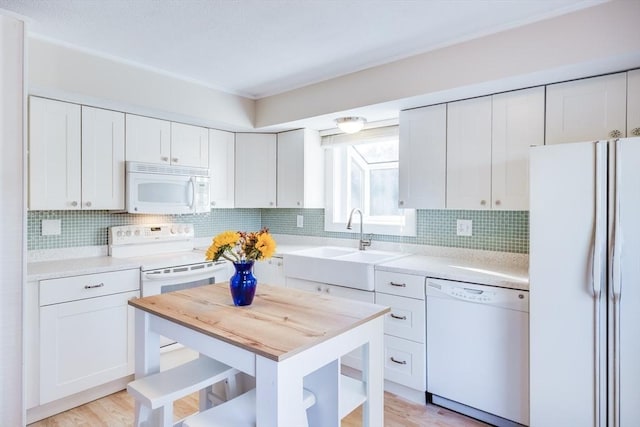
[346,208,372,250]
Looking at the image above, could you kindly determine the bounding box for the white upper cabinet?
[446,96,493,210]
[29,97,81,210]
[29,97,125,210]
[628,69,640,137]
[234,133,277,208]
[208,129,235,208]
[126,115,208,168]
[276,129,324,208]
[491,87,545,210]
[446,87,544,210]
[546,72,627,144]
[170,122,209,168]
[125,114,171,164]
[81,106,125,210]
[398,104,446,209]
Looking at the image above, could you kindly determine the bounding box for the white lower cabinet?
[383,335,426,391]
[254,256,286,287]
[37,269,139,405]
[375,271,426,392]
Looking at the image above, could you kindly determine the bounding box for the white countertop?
[27,256,142,282]
[376,254,529,291]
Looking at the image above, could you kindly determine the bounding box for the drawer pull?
[389,282,406,287]
[390,357,407,365]
[84,283,105,290]
[390,313,407,320]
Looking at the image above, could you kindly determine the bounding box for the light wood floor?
[29,390,488,427]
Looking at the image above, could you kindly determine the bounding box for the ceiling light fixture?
[335,116,367,134]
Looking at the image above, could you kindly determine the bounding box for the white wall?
[0,13,25,426]
[29,38,256,131]
[255,0,640,128]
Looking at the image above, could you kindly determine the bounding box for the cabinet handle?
[399,200,404,206]
[211,201,216,206]
[70,201,78,207]
[632,127,640,136]
[269,201,274,206]
[495,200,501,206]
[480,200,487,206]
[389,282,406,287]
[172,157,179,163]
[609,129,622,138]
[85,201,92,207]
[84,282,104,289]
[316,286,322,292]
[325,288,330,294]
[390,357,407,365]
[296,201,301,206]
[161,156,169,162]
[390,313,407,320]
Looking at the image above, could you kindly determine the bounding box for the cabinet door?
[491,87,545,210]
[81,106,125,209]
[398,104,446,209]
[628,69,640,137]
[277,129,304,208]
[446,96,492,209]
[39,291,138,404]
[29,97,81,210]
[125,114,171,164]
[171,122,209,168]
[546,72,627,144]
[276,129,324,208]
[253,257,285,287]
[234,133,277,208]
[209,129,235,208]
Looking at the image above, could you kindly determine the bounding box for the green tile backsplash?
[27,208,528,253]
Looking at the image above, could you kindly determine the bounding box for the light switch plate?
[42,219,62,236]
[456,219,472,237]
[296,215,304,228]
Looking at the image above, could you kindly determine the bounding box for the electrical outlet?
[456,219,472,237]
[296,215,304,228]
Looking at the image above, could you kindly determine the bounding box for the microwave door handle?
[189,177,195,211]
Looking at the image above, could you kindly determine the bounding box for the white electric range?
[109,223,228,349]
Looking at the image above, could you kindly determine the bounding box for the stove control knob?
[184,226,191,234]
[134,229,141,236]
[116,230,123,237]
[170,227,176,234]
[125,230,132,237]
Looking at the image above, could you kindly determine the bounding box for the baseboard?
[26,376,133,424]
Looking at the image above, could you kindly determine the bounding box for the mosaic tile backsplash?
[28,208,529,253]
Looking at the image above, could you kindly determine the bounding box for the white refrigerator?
[529,138,640,426]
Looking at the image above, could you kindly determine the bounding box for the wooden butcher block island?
[129,283,389,427]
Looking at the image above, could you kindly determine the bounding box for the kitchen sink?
[283,246,405,291]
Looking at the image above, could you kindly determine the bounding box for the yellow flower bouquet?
[205,227,276,263]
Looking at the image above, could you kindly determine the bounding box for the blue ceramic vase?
[229,261,257,306]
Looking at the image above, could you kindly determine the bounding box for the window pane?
[370,168,400,216]
[350,159,363,210]
[352,139,398,164]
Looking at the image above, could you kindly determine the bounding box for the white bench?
[182,374,366,427]
[127,356,240,427]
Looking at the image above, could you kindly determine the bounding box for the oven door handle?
[143,267,224,281]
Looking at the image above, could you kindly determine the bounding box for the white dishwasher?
[426,278,529,427]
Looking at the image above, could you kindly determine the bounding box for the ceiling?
[0,0,606,101]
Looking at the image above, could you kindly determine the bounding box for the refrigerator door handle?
[611,139,623,301]
[592,142,607,297]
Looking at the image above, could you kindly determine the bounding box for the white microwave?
[126,161,210,214]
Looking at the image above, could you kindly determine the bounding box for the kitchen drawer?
[376,293,425,343]
[40,268,140,306]
[375,271,425,299]
[384,335,426,391]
